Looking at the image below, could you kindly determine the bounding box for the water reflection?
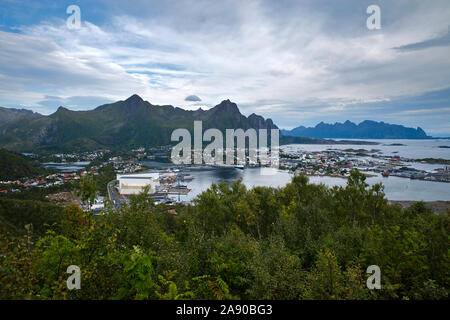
[164,167,450,202]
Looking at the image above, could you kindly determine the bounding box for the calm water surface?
[166,167,450,202]
[283,139,450,159]
[147,139,450,202]
[43,161,90,172]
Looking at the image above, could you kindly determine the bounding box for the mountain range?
[281,120,430,139]
[0,95,281,153]
[0,106,41,127]
[3,95,428,153]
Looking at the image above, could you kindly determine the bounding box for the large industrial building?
[117,172,160,195]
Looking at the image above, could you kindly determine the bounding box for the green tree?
[79,174,97,210]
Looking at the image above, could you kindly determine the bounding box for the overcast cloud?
[0,0,449,134]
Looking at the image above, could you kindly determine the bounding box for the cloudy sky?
[0,0,449,135]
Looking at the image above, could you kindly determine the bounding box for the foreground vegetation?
[0,170,448,300]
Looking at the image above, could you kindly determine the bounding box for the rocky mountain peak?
[214,99,240,114]
[122,94,146,114]
[125,94,144,103]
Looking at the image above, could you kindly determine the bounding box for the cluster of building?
[0,172,82,193]
[116,170,192,194]
[279,148,450,182]
[388,166,449,182]
[110,160,145,174]
[43,150,110,163]
[280,151,351,177]
[111,169,193,207]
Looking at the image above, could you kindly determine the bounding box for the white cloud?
[0,0,449,133]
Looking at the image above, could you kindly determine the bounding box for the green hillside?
[0,198,65,237]
[0,149,42,180]
[0,95,278,153]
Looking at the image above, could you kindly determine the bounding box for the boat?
[382,170,390,177]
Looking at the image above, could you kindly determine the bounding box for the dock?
[154,187,191,195]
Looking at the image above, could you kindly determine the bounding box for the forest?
[0,170,448,300]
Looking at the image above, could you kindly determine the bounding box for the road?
[107,180,127,210]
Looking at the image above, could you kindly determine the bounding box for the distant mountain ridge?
[281,120,430,139]
[0,106,42,127]
[1,96,416,153]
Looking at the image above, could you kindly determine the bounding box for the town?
[279,146,450,182]
[1,145,449,214]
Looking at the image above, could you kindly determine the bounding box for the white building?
[117,172,160,195]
